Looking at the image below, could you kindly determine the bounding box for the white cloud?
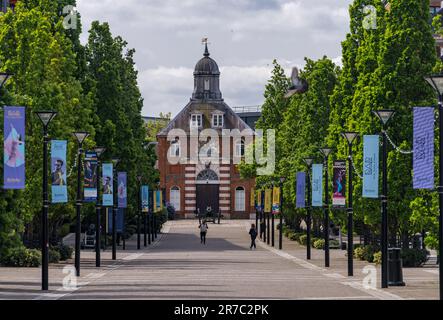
[76,0,354,117]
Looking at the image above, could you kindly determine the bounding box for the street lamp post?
[93,147,105,267]
[73,132,89,277]
[271,183,275,247]
[35,111,57,291]
[424,74,443,300]
[342,132,358,277]
[111,157,120,260]
[373,110,395,289]
[303,158,314,260]
[319,147,333,268]
[137,176,142,250]
[279,177,285,250]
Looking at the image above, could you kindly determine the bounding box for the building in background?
[156,45,256,219]
[430,0,443,57]
[232,106,261,130]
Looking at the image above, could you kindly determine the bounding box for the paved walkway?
[0,220,438,300]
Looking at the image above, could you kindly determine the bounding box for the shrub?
[313,239,325,250]
[0,247,41,267]
[299,235,308,246]
[288,232,298,241]
[354,246,365,260]
[284,229,293,238]
[49,249,60,263]
[353,245,380,262]
[401,248,429,267]
[311,237,321,247]
[373,251,382,265]
[56,244,73,261]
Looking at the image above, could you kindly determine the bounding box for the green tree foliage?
[85,21,149,223]
[0,0,94,254]
[279,57,338,230]
[239,60,290,186]
[0,2,154,256]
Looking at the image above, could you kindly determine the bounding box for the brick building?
[157,45,256,219]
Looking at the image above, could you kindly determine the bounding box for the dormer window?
[190,114,202,128]
[212,114,224,128]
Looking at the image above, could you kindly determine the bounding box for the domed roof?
[194,44,220,75]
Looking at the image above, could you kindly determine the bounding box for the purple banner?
[296,172,306,209]
[332,160,346,207]
[3,106,25,189]
[413,107,434,189]
[118,172,127,208]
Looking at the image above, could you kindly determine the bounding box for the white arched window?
[235,187,245,211]
[170,138,180,157]
[235,138,245,157]
[170,186,180,211]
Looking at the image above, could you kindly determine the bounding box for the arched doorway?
[196,169,220,217]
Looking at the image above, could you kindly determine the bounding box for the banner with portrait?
[332,160,346,207]
[154,190,162,212]
[141,185,149,213]
[312,164,323,207]
[3,106,25,189]
[83,151,98,202]
[256,190,262,210]
[296,172,306,209]
[51,140,67,203]
[264,189,272,213]
[117,172,127,208]
[272,187,280,214]
[363,135,379,198]
[102,163,113,206]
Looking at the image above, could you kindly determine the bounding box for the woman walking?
[199,219,209,245]
[249,224,257,250]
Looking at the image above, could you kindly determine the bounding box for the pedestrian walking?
[260,219,266,240]
[199,219,208,244]
[249,224,257,250]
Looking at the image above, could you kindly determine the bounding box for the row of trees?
[0,0,160,258]
[241,0,440,249]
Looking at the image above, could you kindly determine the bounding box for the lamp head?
[112,157,120,167]
[93,147,106,157]
[73,132,89,144]
[342,132,359,145]
[319,147,333,158]
[373,110,395,126]
[35,111,57,127]
[303,158,314,167]
[0,72,12,89]
[424,74,443,96]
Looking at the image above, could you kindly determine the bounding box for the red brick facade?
[157,45,256,219]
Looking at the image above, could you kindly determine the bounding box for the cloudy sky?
[76,0,353,117]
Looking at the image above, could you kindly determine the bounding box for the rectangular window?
[170,142,180,157]
[235,141,245,157]
[235,188,246,211]
[191,114,202,128]
[212,114,223,128]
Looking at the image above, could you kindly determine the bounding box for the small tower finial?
[202,37,210,57]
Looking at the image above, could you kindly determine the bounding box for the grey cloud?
[76,0,353,117]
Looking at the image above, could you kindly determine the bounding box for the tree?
[85,21,149,229]
[279,57,338,232]
[0,0,94,254]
